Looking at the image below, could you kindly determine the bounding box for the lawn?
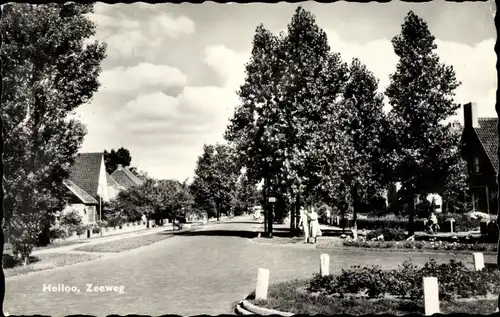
[4,239,89,253]
[74,233,174,253]
[250,279,498,315]
[3,253,103,278]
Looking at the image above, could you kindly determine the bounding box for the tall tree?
[112,178,193,225]
[2,3,106,264]
[233,173,259,216]
[335,59,389,238]
[104,147,132,174]
[191,144,239,221]
[385,11,461,235]
[225,7,349,235]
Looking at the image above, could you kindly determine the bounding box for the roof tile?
[68,152,103,198]
[474,117,498,173]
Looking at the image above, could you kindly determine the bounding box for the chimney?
[117,164,123,170]
[463,102,479,129]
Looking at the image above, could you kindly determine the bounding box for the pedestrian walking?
[298,207,310,243]
[308,207,321,244]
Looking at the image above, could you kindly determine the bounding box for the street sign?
[268,197,276,203]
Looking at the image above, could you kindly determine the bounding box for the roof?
[107,172,124,189]
[137,175,148,182]
[68,152,103,198]
[111,166,144,188]
[63,179,98,204]
[474,117,498,173]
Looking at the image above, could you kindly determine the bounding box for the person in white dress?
[298,207,310,243]
[308,207,320,244]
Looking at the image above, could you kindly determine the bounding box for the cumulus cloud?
[99,63,187,94]
[325,30,496,120]
[78,45,246,180]
[89,6,196,62]
[148,13,196,38]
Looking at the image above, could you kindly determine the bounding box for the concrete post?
[473,252,485,271]
[423,277,440,316]
[255,268,270,300]
[320,254,330,276]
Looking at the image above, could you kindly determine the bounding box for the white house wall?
[107,184,121,201]
[98,155,110,202]
[62,204,96,225]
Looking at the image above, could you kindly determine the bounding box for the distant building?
[111,164,144,189]
[62,152,118,225]
[461,102,498,214]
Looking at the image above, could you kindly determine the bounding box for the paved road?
[5,216,494,316]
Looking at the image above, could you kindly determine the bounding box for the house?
[110,164,145,189]
[62,152,120,225]
[461,102,498,214]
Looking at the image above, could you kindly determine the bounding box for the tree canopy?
[2,3,106,262]
[384,11,461,234]
[191,144,240,220]
[104,147,132,175]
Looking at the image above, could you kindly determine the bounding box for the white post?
[320,254,330,276]
[473,252,485,271]
[423,277,440,316]
[255,268,270,300]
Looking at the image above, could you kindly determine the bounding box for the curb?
[235,302,254,315]
[235,299,293,316]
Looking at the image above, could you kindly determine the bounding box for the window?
[474,157,480,173]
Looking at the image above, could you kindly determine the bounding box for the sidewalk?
[31,222,208,256]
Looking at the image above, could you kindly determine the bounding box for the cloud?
[148,13,196,38]
[89,6,196,62]
[78,45,247,180]
[204,45,249,90]
[325,29,496,119]
[99,63,187,94]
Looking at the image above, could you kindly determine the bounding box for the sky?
[77,1,497,181]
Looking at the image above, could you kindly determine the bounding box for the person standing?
[308,207,320,244]
[298,207,310,243]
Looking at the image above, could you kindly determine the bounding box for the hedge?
[308,259,500,300]
[344,213,485,232]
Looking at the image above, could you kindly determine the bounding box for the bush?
[92,226,101,234]
[308,259,500,300]
[366,228,407,241]
[355,215,426,231]
[49,226,67,241]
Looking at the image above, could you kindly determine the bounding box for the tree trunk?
[352,184,359,240]
[408,193,416,236]
[23,255,29,266]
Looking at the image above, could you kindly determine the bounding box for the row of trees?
[220,7,466,236]
[101,169,259,226]
[190,144,260,221]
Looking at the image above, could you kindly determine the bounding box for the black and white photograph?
[1,1,498,316]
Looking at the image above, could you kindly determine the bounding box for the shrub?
[366,228,407,241]
[92,226,101,234]
[60,210,84,235]
[308,259,500,300]
[49,226,67,241]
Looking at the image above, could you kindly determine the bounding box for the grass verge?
[249,279,498,315]
[252,236,305,245]
[74,233,174,253]
[4,239,89,253]
[3,253,102,278]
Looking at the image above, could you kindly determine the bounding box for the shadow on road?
[170,228,299,239]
